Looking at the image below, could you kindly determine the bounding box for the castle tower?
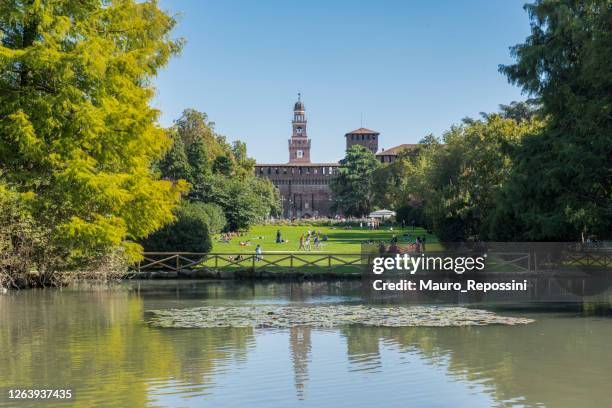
[345,127,379,154]
[288,93,311,163]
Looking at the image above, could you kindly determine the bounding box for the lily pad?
[146,305,534,328]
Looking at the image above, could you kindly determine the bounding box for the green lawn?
[212,225,437,254]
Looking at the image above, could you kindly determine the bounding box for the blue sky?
[154,0,531,163]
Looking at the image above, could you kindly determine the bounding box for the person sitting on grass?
[415,237,422,253]
[378,242,387,255]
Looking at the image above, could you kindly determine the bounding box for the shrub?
[196,202,226,234]
[141,202,212,253]
[0,185,71,288]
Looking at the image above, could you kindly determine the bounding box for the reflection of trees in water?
[3,284,611,407]
[130,280,362,303]
[340,326,383,372]
[287,281,358,302]
[340,315,612,407]
[289,326,312,399]
[0,289,255,408]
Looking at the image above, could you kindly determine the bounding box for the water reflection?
[289,326,311,399]
[0,281,610,407]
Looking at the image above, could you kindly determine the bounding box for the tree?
[184,136,211,200]
[141,202,212,253]
[158,132,191,181]
[371,138,440,228]
[208,176,280,230]
[422,116,542,241]
[373,115,541,241]
[0,183,47,288]
[158,109,281,231]
[231,140,256,179]
[371,150,418,210]
[212,155,234,176]
[331,145,381,217]
[497,0,612,240]
[196,203,227,234]
[0,0,187,277]
[498,100,540,122]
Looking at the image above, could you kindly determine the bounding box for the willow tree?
[0,0,187,279]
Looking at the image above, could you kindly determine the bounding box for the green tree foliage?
[423,116,542,241]
[331,145,381,217]
[212,155,233,176]
[371,138,441,229]
[141,202,212,253]
[158,109,281,231]
[395,204,428,229]
[498,100,540,122]
[157,131,191,181]
[497,0,612,240]
[0,0,187,273]
[0,183,46,287]
[371,115,542,241]
[371,150,416,210]
[205,176,280,230]
[231,140,256,179]
[197,202,226,235]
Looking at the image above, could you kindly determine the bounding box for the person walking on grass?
[314,233,320,249]
[305,234,311,251]
[255,244,263,261]
[298,234,305,250]
[276,229,282,243]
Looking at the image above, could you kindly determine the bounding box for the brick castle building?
[255,95,412,219]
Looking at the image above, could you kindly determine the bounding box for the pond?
[1,280,611,407]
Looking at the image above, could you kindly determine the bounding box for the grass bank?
[212,225,437,254]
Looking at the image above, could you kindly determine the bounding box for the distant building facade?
[255,162,339,219]
[255,95,339,218]
[376,143,419,163]
[254,95,418,218]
